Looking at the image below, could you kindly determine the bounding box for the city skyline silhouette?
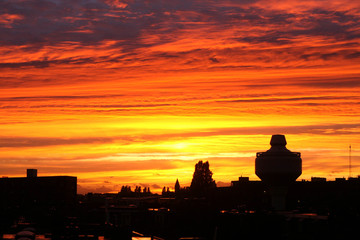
[1,0,360,239]
[1,135,360,239]
[0,0,359,194]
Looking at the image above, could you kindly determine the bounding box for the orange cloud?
[0,13,23,28]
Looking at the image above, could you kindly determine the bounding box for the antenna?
[349,145,352,179]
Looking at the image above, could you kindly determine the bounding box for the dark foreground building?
[0,169,77,231]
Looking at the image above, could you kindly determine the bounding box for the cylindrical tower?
[255,135,302,211]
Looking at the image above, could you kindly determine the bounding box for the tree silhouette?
[190,161,216,194]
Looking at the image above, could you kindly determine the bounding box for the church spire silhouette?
[175,178,180,193]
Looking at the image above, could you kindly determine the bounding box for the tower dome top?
[270,134,287,146]
[255,134,302,184]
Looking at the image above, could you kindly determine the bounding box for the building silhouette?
[255,134,302,210]
[0,169,77,227]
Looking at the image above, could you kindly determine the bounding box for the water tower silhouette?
[255,135,302,211]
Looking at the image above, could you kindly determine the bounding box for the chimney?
[27,169,37,178]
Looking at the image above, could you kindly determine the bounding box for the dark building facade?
[0,169,77,226]
[230,175,360,212]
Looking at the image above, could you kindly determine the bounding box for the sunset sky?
[1,0,360,194]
